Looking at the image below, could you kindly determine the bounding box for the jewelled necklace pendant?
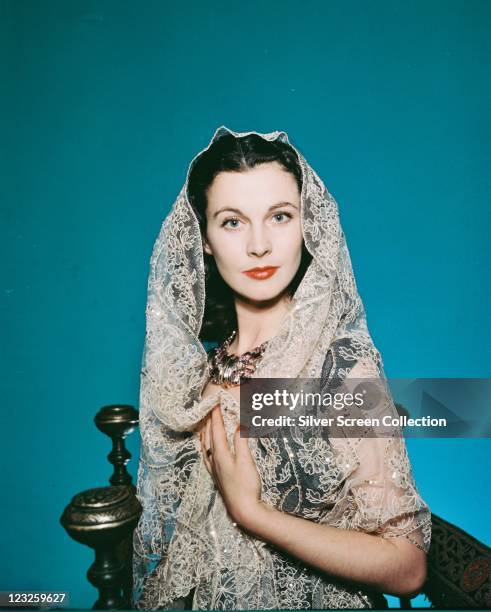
[208,330,268,387]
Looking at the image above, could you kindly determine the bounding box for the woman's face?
[203,161,304,304]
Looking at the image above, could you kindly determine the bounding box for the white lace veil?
[132,126,432,609]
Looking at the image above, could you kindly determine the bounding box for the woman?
[132,126,432,610]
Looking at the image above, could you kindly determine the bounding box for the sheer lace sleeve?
[321,354,432,554]
[344,433,432,552]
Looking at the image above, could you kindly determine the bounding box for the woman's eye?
[272,212,292,223]
[221,218,241,229]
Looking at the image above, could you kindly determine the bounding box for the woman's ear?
[203,237,213,256]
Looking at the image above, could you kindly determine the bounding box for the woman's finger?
[200,431,212,475]
[206,414,214,468]
[210,405,230,459]
[206,415,225,493]
[234,425,252,462]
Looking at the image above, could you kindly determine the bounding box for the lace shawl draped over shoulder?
[132,126,432,610]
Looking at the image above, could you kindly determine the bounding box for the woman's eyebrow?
[213,201,298,219]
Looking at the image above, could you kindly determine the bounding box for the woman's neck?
[228,291,292,356]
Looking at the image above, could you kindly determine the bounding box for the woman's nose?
[247,226,272,257]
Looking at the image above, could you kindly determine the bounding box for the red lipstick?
[243,266,279,280]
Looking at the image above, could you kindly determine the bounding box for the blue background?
[2,0,490,608]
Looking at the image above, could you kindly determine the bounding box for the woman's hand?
[197,407,426,598]
[199,404,263,529]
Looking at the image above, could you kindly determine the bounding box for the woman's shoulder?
[321,337,358,382]
[321,336,381,387]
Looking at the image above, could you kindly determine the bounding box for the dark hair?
[187,133,312,343]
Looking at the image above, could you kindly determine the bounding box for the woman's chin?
[233,284,291,307]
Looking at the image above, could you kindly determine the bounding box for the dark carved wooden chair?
[61,405,491,610]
